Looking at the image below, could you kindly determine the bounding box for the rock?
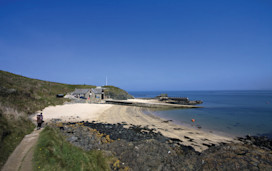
[67,136,78,142]
[238,135,272,150]
[55,122,272,171]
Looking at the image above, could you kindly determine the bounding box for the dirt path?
[2,129,41,171]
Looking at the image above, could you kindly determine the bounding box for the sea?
[128,90,272,138]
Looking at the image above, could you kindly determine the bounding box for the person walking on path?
[36,114,42,130]
[40,113,44,125]
[40,113,43,121]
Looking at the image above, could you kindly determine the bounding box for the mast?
[106,76,108,86]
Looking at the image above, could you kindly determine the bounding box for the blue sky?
[0,0,271,91]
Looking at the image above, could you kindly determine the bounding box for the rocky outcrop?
[237,135,272,150]
[56,122,199,170]
[53,122,272,171]
[200,142,272,170]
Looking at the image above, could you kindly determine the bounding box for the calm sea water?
[128,90,272,138]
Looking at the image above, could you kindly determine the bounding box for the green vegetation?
[160,93,168,97]
[0,70,95,114]
[103,86,134,100]
[33,126,110,171]
[0,70,96,168]
[0,70,133,169]
[0,109,35,167]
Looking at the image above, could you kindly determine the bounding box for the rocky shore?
[52,121,272,170]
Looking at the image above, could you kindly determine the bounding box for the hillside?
[0,70,132,168]
[103,85,134,100]
[0,71,97,114]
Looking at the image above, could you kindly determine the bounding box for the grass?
[33,126,110,171]
[0,109,35,167]
[0,70,96,168]
[0,70,96,114]
[103,86,134,100]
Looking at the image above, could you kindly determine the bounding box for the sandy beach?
[35,103,236,152]
[33,103,113,122]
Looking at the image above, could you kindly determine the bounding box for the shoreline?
[36,103,237,152]
[145,108,238,139]
[96,105,237,152]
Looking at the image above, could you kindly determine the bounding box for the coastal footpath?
[0,70,132,170]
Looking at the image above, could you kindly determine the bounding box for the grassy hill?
[0,70,96,114]
[103,86,134,100]
[0,70,132,168]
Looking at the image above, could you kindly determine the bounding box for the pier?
[105,99,203,108]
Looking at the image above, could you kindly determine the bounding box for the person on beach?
[37,114,42,130]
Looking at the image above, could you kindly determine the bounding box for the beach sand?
[36,103,236,152]
[33,103,113,122]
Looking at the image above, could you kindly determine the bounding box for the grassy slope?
[0,71,95,168]
[34,126,109,171]
[0,70,95,114]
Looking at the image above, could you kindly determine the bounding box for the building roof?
[91,88,103,94]
[72,89,90,95]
